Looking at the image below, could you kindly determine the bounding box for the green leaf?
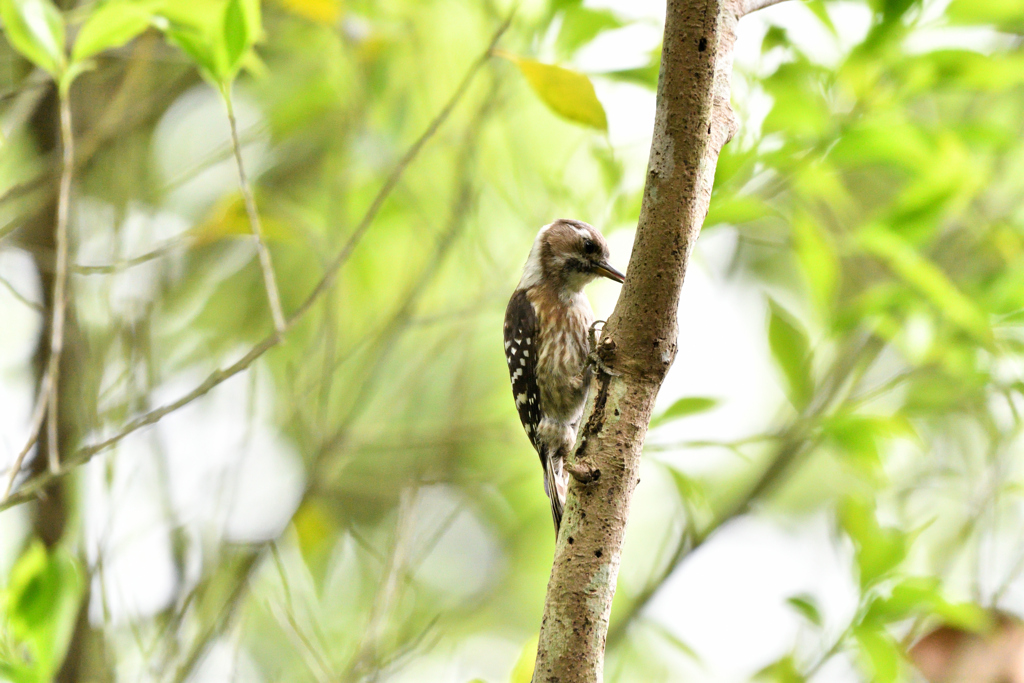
[71,1,152,61]
[504,55,608,131]
[162,21,218,81]
[791,210,839,314]
[864,577,990,632]
[665,467,710,512]
[705,195,771,228]
[5,540,50,631]
[556,6,623,57]
[762,26,787,53]
[650,396,718,428]
[509,635,538,683]
[786,594,822,626]
[754,655,806,683]
[603,47,660,90]
[829,111,930,170]
[806,0,837,35]
[3,541,84,680]
[881,0,917,25]
[767,300,814,411]
[0,0,66,77]
[947,0,1024,30]
[839,498,907,588]
[223,0,248,76]
[762,62,832,139]
[646,619,702,662]
[855,227,992,345]
[853,626,901,683]
[822,414,885,482]
[58,58,95,96]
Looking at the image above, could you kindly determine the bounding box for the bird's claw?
[587,320,621,377]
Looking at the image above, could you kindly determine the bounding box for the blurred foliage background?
[3,0,1024,681]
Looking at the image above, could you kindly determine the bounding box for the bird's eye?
[583,239,598,254]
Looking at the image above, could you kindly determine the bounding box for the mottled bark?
[532,0,759,680]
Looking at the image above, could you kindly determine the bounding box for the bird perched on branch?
[504,219,625,533]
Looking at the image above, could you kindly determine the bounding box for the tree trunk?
[532,0,763,680]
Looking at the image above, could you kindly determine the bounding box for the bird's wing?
[504,289,542,453]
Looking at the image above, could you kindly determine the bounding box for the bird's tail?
[543,449,568,534]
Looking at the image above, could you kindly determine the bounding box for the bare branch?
[44,94,75,474]
[71,239,182,274]
[0,11,514,511]
[2,89,77,485]
[2,371,51,499]
[287,11,512,325]
[224,88,288,337]
[0,272,44,312]
[740,0,792,15]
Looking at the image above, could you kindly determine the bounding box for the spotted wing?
[504,289,542,451]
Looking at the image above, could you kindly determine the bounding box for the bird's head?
[519,219,625,294]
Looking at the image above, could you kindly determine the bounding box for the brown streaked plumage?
[503,219,625,533]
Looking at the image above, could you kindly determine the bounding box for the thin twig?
[169,550,263,683]
[287,13,511,325]
[740,0,793,16]
[224,88,287,337]
[1,57,192,243]
[2,371,51,499]
[72,239,182,274]
[29,233,191,277]
[269,542,334,666]
[306,85,494,469]
[267,599,335,683]
[0,12,514,511]
[0,272,44,312]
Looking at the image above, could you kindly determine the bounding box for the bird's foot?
[587,320,621,377]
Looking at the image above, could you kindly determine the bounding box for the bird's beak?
[593,261,625,283]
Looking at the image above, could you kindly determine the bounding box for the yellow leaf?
[271,0,341,23]
[191,193,293,244]
[292,499,335,559]
[503,54,608,131]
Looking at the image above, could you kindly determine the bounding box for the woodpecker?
[504,219,625,533]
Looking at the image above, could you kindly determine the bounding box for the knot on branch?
[567,461,601,484]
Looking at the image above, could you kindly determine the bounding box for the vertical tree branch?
[532,0,746,680]
[4,89,76,501]
[45,93,74,473]
[225,89,288,337]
